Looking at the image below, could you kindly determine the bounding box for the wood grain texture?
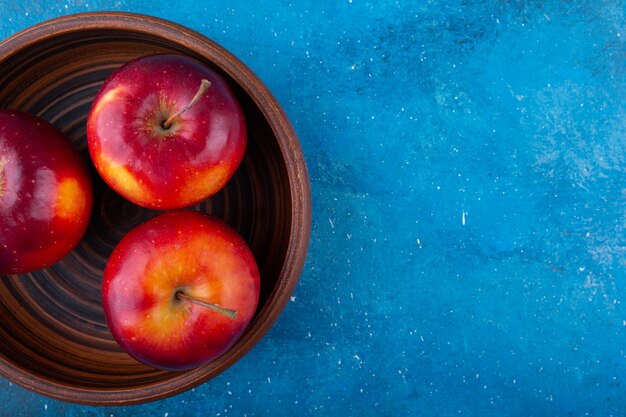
[0,12,311,405]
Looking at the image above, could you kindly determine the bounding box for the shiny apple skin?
[0,110,93,275]
[87,54,247,210]
[102,210,260,371]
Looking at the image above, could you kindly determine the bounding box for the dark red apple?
[0,109,93,275]
[87,54,247,210]
[102,210,260,371]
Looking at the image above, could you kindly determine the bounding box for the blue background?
[1,1,626,416]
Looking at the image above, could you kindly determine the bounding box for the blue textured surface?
[1,1,626,416]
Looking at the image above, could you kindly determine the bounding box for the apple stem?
[176,291,237,319]
[162,79,212,129]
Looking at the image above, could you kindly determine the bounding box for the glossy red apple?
[87,54,247,210]
[102,210,260,371]
[0,109,93,274]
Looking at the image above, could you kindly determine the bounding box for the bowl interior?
[0,18,302,404]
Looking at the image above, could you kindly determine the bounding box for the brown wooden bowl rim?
[0,11,312,405]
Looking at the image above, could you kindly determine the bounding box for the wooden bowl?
[0,12,311,405]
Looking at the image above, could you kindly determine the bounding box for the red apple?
[87,54,247,210]
[102,210,260,370]
[0,109,93,274]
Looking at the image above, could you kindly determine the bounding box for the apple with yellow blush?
[102,210,260,370]
[0,109,93,274]
[87,54,247,210]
